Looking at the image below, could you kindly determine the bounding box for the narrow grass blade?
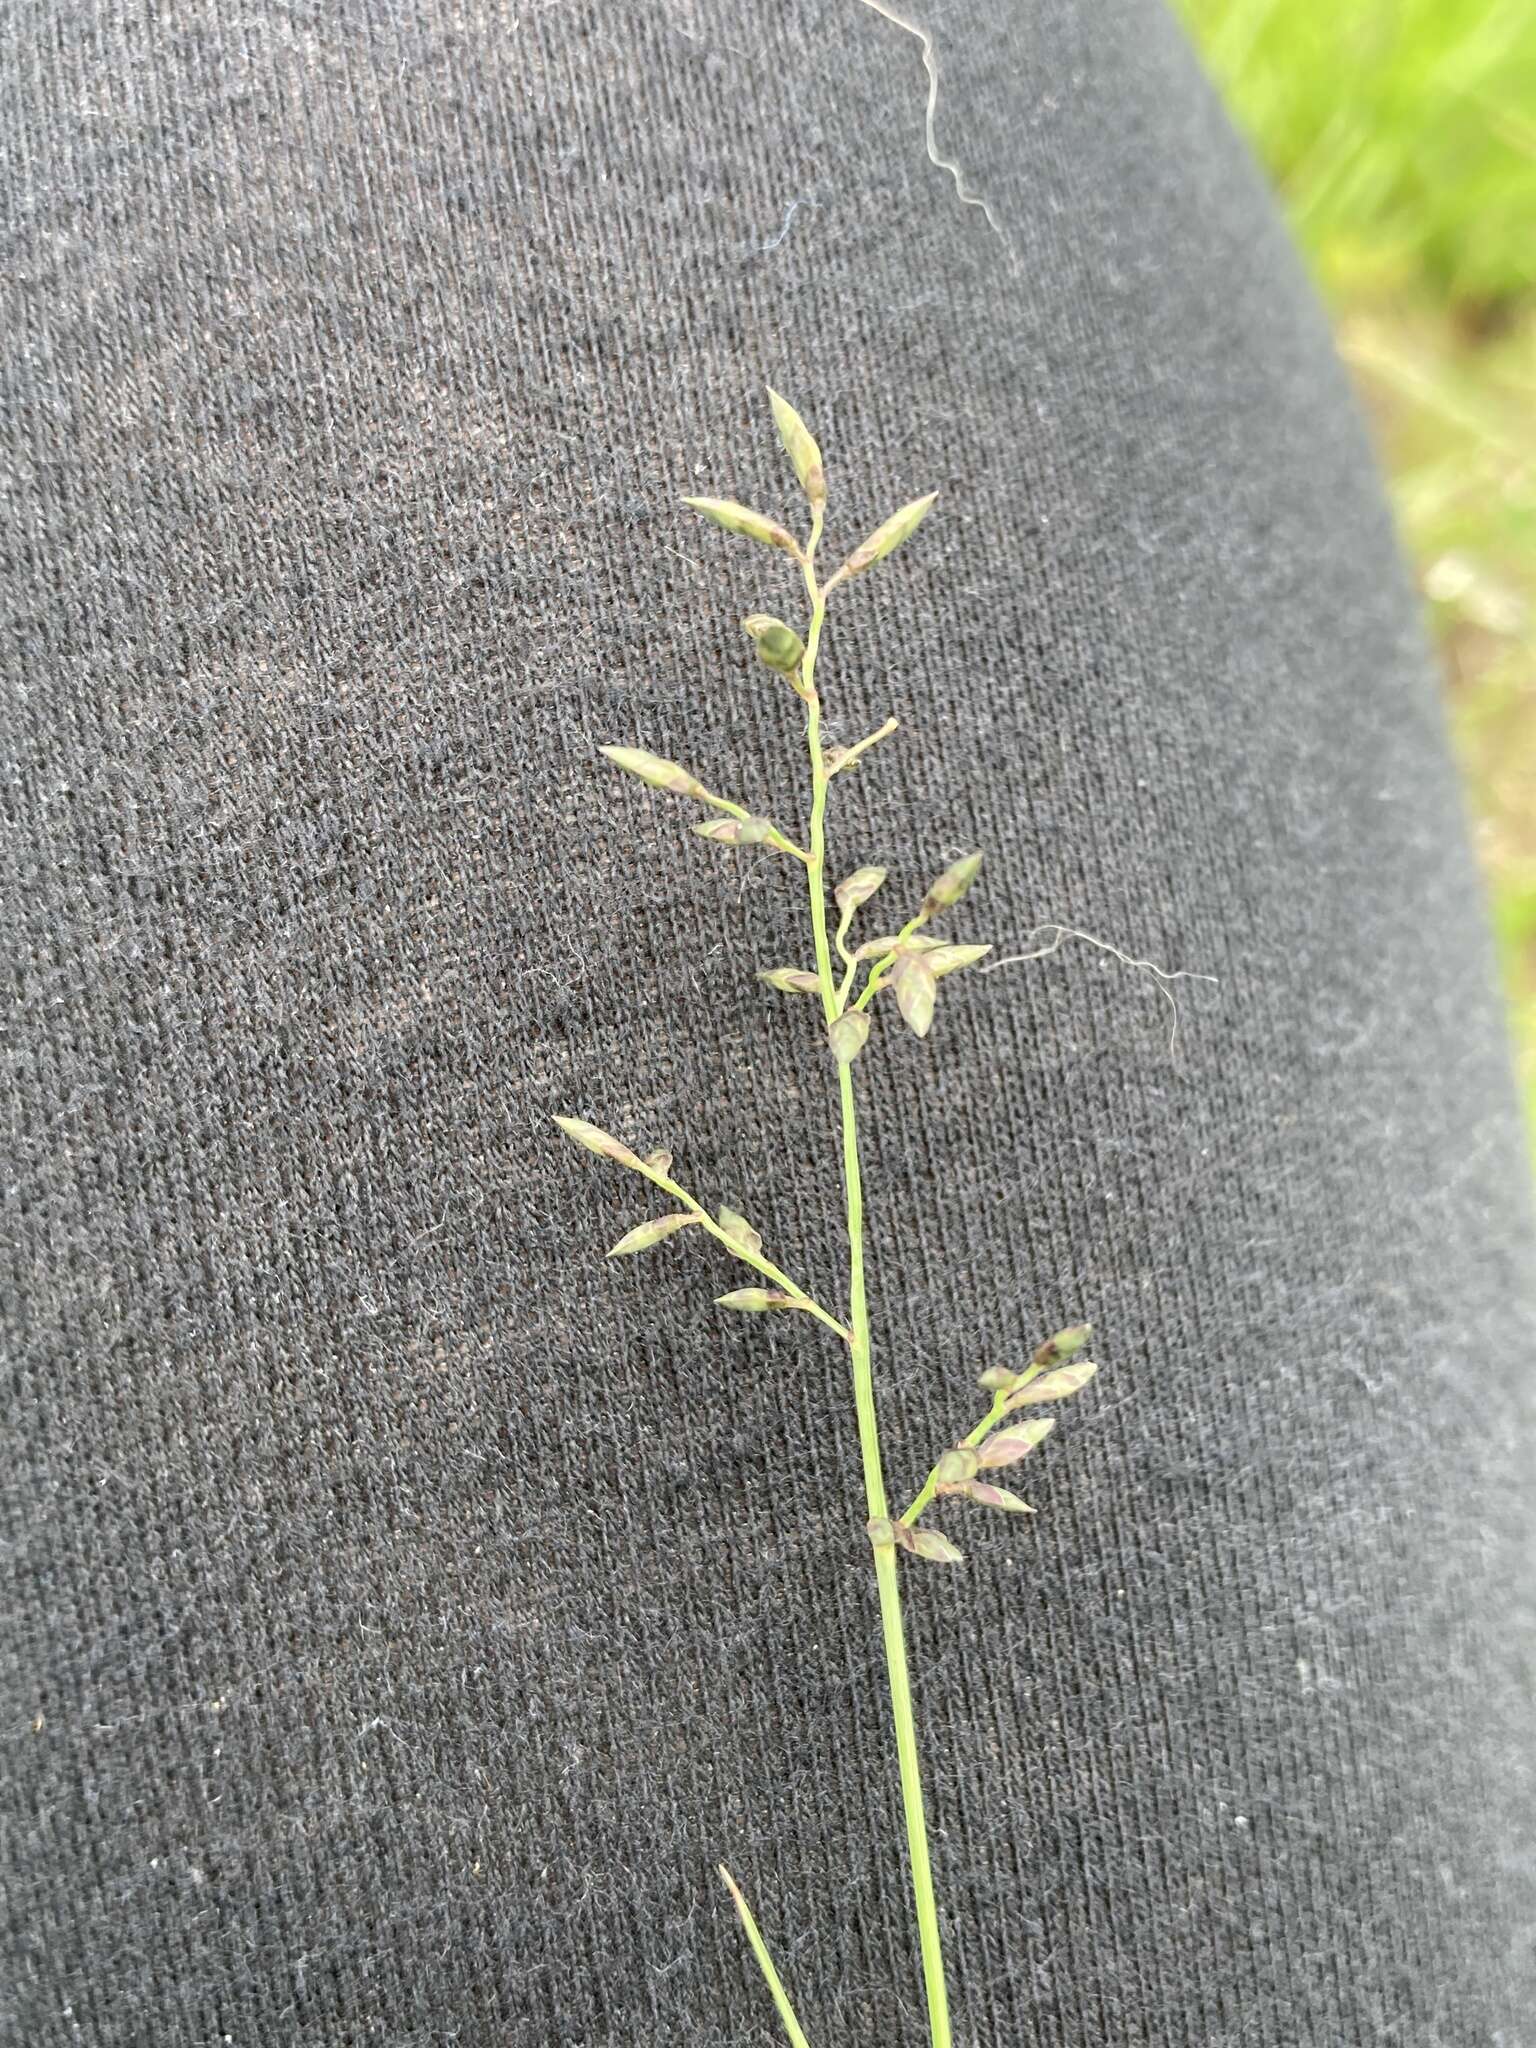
[717,1864,813,2048]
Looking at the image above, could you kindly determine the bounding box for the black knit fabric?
[4,3,1533,2043]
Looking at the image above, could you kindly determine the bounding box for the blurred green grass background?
[1175,0,1536,1142]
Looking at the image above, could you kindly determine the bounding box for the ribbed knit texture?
[4,2,1534,2042]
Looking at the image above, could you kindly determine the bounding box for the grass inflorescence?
[554,390,1107,2046]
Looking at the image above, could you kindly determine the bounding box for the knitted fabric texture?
[3,2,1534,2044]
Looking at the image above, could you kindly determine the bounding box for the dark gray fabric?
[3,2,1533,2042]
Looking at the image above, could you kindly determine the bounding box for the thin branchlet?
[553,391,1117,2048]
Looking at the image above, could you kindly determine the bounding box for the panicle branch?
[598,745,812,864]
[551,1114,850,1342]
[897,1324,1097,1539]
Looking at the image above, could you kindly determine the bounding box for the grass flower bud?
[682,496,800,556]
[976,1418,1056,1468]
[832,492,937,584]
[829,1011,871,1065]
[552,1115,645,1170]
[835,866,887,917]
[892,951,937,1038]
[758,966,822,994]
[766,388,826,509]
[927,943,991,978]
[921,852,983,919]
[607,1214,697,1256]
[717,1207,764,1257]
[1030,1323,1093,1368]
[600,745,709,799]
[960,1481,1035,1513]
[1006,1361,1099,1407]
[934,1446,980,1488]
[741,615,806,673]
[717,1287,796,1312]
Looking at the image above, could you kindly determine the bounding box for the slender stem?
[839,1069,951,2048]
[826,714,900,780]
[832,896,861,1010]
[718,1866,814,2048]
[798,550,953,2048]
[805,690,838,1021]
